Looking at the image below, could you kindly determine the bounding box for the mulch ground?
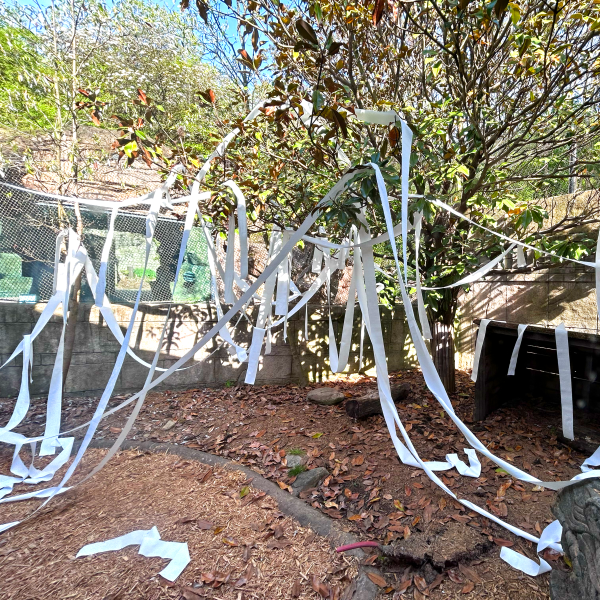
[0,368,591,599]
[0,449,358,600]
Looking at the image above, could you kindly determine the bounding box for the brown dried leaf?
[199,468,213,483]
[395,578,412,594]
[341,580,357,600]
[451,514,470,523]
[367,572,387,587]
[462,581,475,593]
[458,564,483,584]
[414,575,428,592]
[493,538,514,547]
[424,504,436,523]
[310,574,331,598]
[291,580,302,598]
[273,524,284,539]
[182,588,205,599]
[429,573,445,591]
[267,539,293,549]
[447,569,463,584]
[352,454,364,466]
[242,544,253,562]
[222,536,239,547]
[496,481,512,499]
[196,519,213,530]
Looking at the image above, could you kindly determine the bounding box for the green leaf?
[313,2,323,23]
[495,468,508,474]
[123,140,138,158]
[240,486,250,498]
[312,432,324,438]
[312,89,324,112]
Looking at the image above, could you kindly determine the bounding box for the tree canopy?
[3,0,600,388]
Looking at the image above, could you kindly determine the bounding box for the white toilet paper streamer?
[1,109,596,580]
[76,526,190,582]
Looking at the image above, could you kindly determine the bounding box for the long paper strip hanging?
[555,323,574,440]
[508,324,528,376]
[0,166,375,525]
[3,106,596,580]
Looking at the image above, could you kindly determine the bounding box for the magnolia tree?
[178,0,600,391]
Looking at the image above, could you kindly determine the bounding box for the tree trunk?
[62,270,82,390]
[62,201,83,390]
[431,321,456,393]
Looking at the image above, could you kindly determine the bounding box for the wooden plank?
[474,329,514,421]
[474,318,600,345]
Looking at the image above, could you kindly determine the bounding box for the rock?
[345,383,411,419]
[352,568,381,599]
[550,478,600,600]
[286,454,304,469]
[162,419,177,431]
[307,387,346,406]
[291,467,329,497]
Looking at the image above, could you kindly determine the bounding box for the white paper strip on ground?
[581,445,600,472]
[77,526,190,582]
[500,547,552,577]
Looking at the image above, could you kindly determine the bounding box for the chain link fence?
[0,156,355,307]
[0,176,212,304]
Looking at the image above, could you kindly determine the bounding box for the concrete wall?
[0,301,417,398]
[456,264,597,369]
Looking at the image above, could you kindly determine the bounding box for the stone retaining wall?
[0,301,416,398]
